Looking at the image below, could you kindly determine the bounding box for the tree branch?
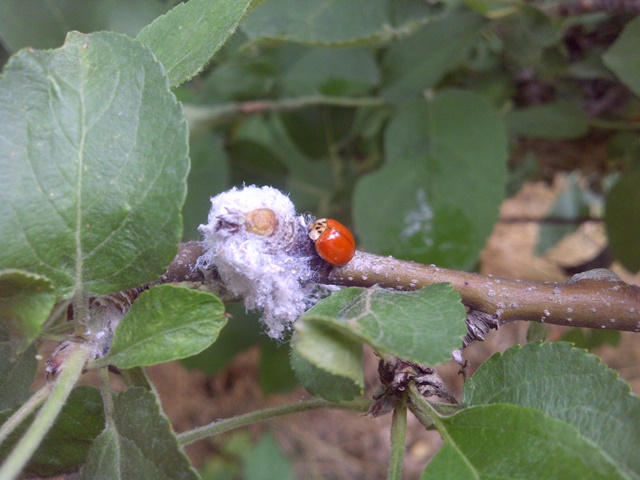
[320,251,640,332]
[159,242,640,333]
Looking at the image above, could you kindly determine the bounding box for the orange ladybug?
[308,218,356,266]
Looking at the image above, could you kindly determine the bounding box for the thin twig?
[0,386,51,447]
[0,343,90,480]
[387,405,407,480]
[184,95,386,128]
[177,398,370,446]
[98,368,115,424]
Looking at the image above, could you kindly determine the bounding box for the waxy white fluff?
[198,186,317,338]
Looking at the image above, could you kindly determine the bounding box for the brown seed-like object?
[245,208,278,236]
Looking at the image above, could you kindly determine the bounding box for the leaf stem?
[98,368,115,424]
[177,398,370,446]
[0,386,51,447]
[184,95,386,128]
[0,343,89,480]
[387,405,407,480]
[408,384,479,477]
[41,299,71,333]
[121,366,155,391]
[407,383,441,428]
[406,385,463,429]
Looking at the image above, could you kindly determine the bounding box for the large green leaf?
[80,387,198,480]
[93,285,226,370]
[0,32,188,298]
[605,168,640,273]
[0,0,169,51]
[231,115,333,212]
[603,16,640,96]
[280,47,380,96]
[137,0,257,88]
[0,386,104,477]
[463,342,640,479]
[422,404,624,479]
[241,0,455,47]
[380,11,487,102]
[0,270,55,356]
[505,102,590,139]
[302,285,466,365]
[353,90,507,269]
[0,324,37,410]
[186,33,279,104]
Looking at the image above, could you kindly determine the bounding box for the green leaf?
[0,270,55,356]
[80,429,121,480]
[182,132,230,240]
[605,168,640,273]
[536,174,591,254]
[0,0,170,51]
[280,47,379,96]
[498,6,559,67]
[188,33,278,104]
[464,342,640,479]
[0,325,37,410]
[0,31,189,298]
[94,285,226,369]
[241,0,453,48]
[560,328,620,350]
[380,11,487,102]
[291,320,364,402]
[137,0,257,88]
[280,106,334,160]
[231,115,333,212]
[259,339,298,394]
[243,433,293,480]
[0,386,104,477]
[80,387,198,480]
[353,90,507,269]
[200,431,251,479]
[603,17,640,96]
[525,321,547,343]
[180,304,262,376]
[505,102,590,139]
[422,404,624,479]
[506,152,539,197]
[420,444,475,479]
[303,285,466,365]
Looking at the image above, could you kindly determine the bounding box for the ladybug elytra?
[308,218,356,266]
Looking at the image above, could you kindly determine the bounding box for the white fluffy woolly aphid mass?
[198,185,319,338]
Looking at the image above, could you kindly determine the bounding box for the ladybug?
[308,218,356,266]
